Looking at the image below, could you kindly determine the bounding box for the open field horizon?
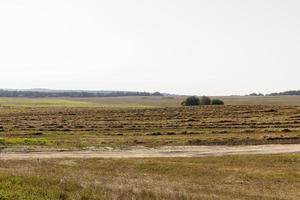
[2,0,300,198]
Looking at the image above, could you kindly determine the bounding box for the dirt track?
[1,144,300,160]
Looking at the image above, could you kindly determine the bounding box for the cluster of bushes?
[247,93,264,96]
[181,96,224,106]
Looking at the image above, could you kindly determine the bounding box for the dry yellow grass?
[0,154,299,199]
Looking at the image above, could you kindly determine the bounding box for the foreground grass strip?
[0,154,299,199]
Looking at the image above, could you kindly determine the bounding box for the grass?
[0,97,165,108]
[0,154,299,199]
[0,98,96,107]
[0,137,50,146]
[0,173,103,200]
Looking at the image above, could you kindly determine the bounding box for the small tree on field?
[211,99,224,105]
[199,96,211,105]
[181,96,200,106]
[181,96,225,106]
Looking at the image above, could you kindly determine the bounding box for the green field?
[0,97,175,108]
[0,96,300,108]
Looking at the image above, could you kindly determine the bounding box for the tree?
[211,99,224,105]
[151,92,163,96]
[199,96,211,105]
[181,96,200,106]
[248,93,264,96]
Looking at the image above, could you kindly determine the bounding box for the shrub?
[199,96,211,105]
[181,96,224,106]
[181,96,200,106]
[211,99,224,105]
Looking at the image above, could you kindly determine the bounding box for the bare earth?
[1,144,300,160]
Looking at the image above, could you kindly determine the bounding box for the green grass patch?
[0,173,104,200]
[0,98,96,107]
[0,137,50,146]
[0,97,159,108]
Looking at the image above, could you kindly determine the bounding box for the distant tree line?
[247,90,300,96]
[267,90,300,96]
[0,90,163,98]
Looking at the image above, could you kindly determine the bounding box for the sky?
[0,0,299,95]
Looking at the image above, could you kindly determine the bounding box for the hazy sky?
[0,0,299,95]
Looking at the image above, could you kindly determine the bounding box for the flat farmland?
[0,99,299,150]
[0,97,300,200]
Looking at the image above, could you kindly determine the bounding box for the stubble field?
[0,98,299,150]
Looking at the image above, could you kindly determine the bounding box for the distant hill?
[0,89,163,98]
